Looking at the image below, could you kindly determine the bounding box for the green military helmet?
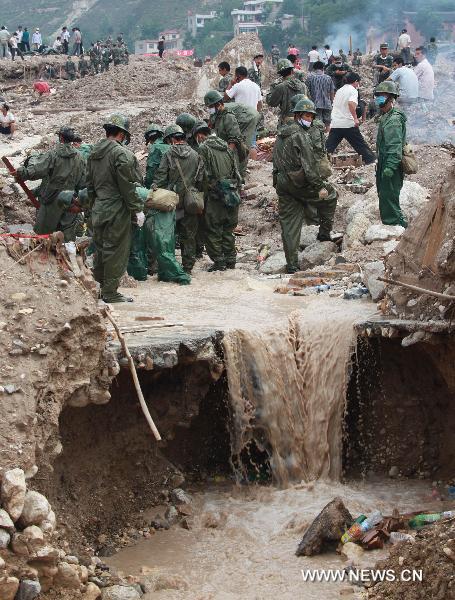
[103,113,131,135]
[204,90,223,106]
[176,113,197,133]
[78,188,89,207]
[277,58,294,73]
[56,126,75,141]
[192,120,211,137]
[144,123,164,140]
[374,80,400,97]
[57,190,76,207]
[163,124,185,141]
[293,98,317,114]
[290,93,309,111]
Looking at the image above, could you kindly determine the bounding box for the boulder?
[0,576,20,600]
[398,181,428,220]
[170,489,192,505]
[54,561,81,589]
[0,557,4,569]
[0,509,15,532]
[258,251,287,274]
[84,582,102,599]
[16,579,41,600]
[101,585,142,600]
[1,468,26,521]
[364,224,405,244]
[40,510,56,533]
[20,491,50,527]
[296,497,353,556]
[299,225,319,249]
[344,212,372,247]
[363,261,386,301]
[0,529,10,548]
[300,241,337,269]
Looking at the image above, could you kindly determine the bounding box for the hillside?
[0,0,219,46]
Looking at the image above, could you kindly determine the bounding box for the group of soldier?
[13,41,412,299]
[63,37,129,80]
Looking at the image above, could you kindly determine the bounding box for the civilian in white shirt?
[0,103,16,136]
[31,28,42,51]
[53,37,62,53]
[326,72,376,164]
[9,33,25,61]
[307,45,320,71]
[224,66,262,111]
[389,56,418,110]
[320,44,333,65]
[61,27,70,54]
[413,46,434,101]
[398,28,411,64]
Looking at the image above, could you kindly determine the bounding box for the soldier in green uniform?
[271,45,280,66]
[374,81,407,228]
[112,44,122,66]
[272,98,337,273]
[64,57,77,80]
[144,123,168,188]
[176,113,198,149]
[326,57,352,90]
[247,54,264,89]
[266,59,308,128]
[373,43,393,84]
[154,125,205,274]
[101,46,111,72]
[78,54,90,77]
[218,62,233,97]
[193,122,241,272]
[87,114,145,303]
[121,43,129,65]
[16,126,86,240]
[89,43,101,73]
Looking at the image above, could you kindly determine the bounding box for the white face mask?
[298,119,312,128]
[208,107,216,115]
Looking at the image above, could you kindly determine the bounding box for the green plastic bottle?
[409,511,455,529]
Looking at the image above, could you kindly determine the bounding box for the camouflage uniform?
[16,143,86,241]
[272,121,337,271]
[266,77,308,127]
[154,143,205,272]
[218,74,233,94]
[326,62,352,90]
[271,46,280,65]
[198,135,241,269]
[247,64,262,89]
[78,56,90,77]
[101,47,111,72]
[89,46,101,73]
[64,58,77,80]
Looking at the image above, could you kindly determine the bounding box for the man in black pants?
[326,72,376,165]
[158,36,165,58]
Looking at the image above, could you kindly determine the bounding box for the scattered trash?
[389,531,414,544]
[343,285,369,300]
[408,511,455,529]
[341,510,382,544]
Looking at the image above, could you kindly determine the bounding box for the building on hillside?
[232,0,283,36]
[135,29,183,54]
[280,14,305,30]
[187,10,218,37]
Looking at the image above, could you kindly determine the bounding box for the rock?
[0,557,4,569]
[152,573,188,591]
[341,542,365,564]
[364,224,405,243]
[164,506,179,525]
[16,579,41,600]
[11,526,44,558]
[344,213,372,247]
[84,582,102,599]
[0,529,10,548]
[383,240,399,255]
[0,576,20,600]
[398,181,428,219]
[150,515,169,531]
[54,561,81,589]
[299,225,319,249]
[170,488,192,505]
[389,466,399,478]
[40,510,56,533]
[300,242,337,269]
[10,292,27,302]
[101,585,141,600]
[296,497,353,556]
[0,508,15,532]
[363,261,386,301]
[65,555,79,565]
[20,491,50,527]
[1,468,26,521]
[30,545,59,563]
[258,251,287,274]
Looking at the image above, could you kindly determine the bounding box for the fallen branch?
[102,307,162,442]
[378,277,455,302]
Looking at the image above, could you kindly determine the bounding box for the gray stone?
[170,488,192,505]
[16,579,41,600]
[0,509,15,532]
[364,224,405,244]
[164,506,179,525]
[300,242,337,269]
[258,251,287,274]
[20,491,50,527]
[363,261,386,301]
[0,528,10,548]
[389,466,399,478]
[299,225,319,249]
[101,585,141,600]
[6,224,34,234]
[1,468,26,522]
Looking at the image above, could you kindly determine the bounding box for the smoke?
[324,19,367,54]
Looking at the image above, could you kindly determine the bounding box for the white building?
[135,29,183,54]
[187,10,218,37]
[232,0,283,36]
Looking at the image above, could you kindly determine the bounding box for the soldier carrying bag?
[174,157,204,215]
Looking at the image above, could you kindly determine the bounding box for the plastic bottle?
[390,531,414,544]
[341,511,382,544]
[316,284,331,293]
[408,511,455,529]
